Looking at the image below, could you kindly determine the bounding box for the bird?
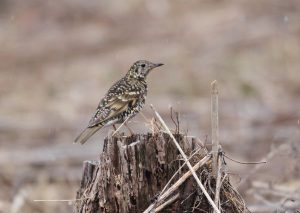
[74,60,164,144]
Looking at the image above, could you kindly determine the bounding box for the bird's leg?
[125,122,134,136]
[113,125,117,131]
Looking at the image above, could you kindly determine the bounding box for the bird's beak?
[154,63,164,68]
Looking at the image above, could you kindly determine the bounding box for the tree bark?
[74,133,206,213]
[74,133,249,213]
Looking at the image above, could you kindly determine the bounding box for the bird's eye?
[141,64,145,68]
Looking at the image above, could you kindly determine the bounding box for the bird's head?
[126,60,163,80]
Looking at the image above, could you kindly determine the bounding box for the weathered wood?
[75,133,207,213]
[75,133,249,213]
[75,160,100,212]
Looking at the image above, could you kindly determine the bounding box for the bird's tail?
[74,126,102,144]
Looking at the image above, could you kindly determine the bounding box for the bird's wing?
[88,90,139,128]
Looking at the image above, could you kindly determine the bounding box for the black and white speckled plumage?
[75,60,163,144]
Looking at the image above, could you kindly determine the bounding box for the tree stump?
[75,133,248,213]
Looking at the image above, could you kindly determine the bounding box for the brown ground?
[0,0,300,212]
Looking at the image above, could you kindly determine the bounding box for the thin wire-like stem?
[33,197,92,203]
[223,153,267,165]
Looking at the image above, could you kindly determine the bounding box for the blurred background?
[1,0,300,212]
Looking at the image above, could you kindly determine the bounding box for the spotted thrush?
[74,60,163,144]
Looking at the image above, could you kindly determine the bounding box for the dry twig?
[143,154,211,213]
[154,193,180,212]
[214,154,223,212]
[211,80,222,213]
[223,153,267,165]
[211,80,219,178]
[150,105,221,213]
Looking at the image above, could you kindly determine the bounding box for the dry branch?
[211,80,219,178]
[154,193,180,212]
[211,80,222,213]
[214,155,223,212]
[151,105,221,213]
